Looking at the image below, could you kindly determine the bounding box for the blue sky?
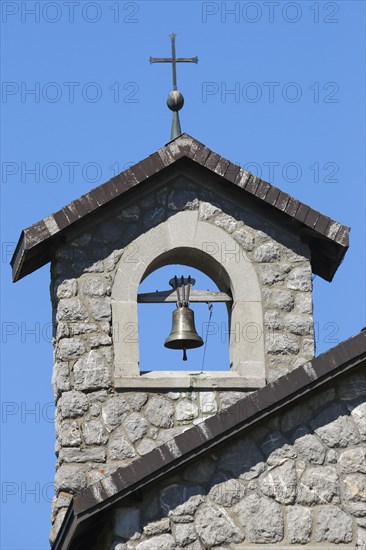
[1,1,365,548]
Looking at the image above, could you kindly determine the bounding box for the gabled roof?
[52,330,366,550]
[11,133,349,282]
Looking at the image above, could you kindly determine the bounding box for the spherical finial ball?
[167,90,184,111]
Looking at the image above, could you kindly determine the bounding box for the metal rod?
[174,275,181,307]
[138,290,232,303]
[181,275,185,305]
[170,33,177,91]
[186,275,191,303]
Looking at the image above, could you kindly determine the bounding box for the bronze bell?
[164,276,204,360]
[165,306,204,360]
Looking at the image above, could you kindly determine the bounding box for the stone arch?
[112,210,265,388]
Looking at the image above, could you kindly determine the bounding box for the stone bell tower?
[11,36,354,550]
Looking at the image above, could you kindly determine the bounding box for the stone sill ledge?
[115,371,265,389]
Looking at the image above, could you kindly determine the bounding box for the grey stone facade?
[50,175,316,542]
[83,369,366,549]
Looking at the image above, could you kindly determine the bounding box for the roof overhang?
[11,134,349,283]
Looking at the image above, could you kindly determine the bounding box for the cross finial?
[150,34,198,140]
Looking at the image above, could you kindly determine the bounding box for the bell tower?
[10,36,349,547]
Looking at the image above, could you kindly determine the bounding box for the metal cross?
[150,33,198,91]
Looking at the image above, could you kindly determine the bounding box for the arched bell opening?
[138,264,231,372]
[112,213,266,387]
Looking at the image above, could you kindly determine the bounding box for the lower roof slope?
[52,330,365,550]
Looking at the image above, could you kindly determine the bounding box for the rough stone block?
[295,292,312,314]
[74,350,111,391]
[194,502,243,546]
[58,419,81,447]
[348,399,366,440]
[136,534,175,550]
[310,403,361,448]
[143,518,170,536]
[316,507,353,543]
[145,396,174,429]
[284,314,312,335]
[83,420,108,445]
[59,447,106,463]
[287,505,312,544]
[54,464,87,493]
[69,322,99,335]
[57,298,88,321]
[265,333,300,355]
[219,392,247,409]
[259,459,297,504]
[59,391,88,418]
[102,397,131,432]
[292,428,326,464]
[264,311,282,330]
[199,201,220,221]
[259,264,291,286]
[108,428,136,460]
[266,444,297,467]
[174,522,197,546]
[89,298,111,321]
[232,227,254,250]
[297,466,339,505]
[234,494,284,543]
[52,362,71,399]
[343,473,366,502]
[215,213,237,234]
[286,266,312,291]
[208,474,245,507]
[176,400,199,422]
[136,438,156,456]
[339,448,366,474]
[126,393,148,411]
[254,243,280,262]
[88,334,112,348]
[123,413,148,443]
[81,277,109,297]
[56,338,85,361]
[199,392,217,416]
[55,279,77,299]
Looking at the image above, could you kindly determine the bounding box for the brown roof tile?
[263,186,281,206]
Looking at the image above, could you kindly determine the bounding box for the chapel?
[12,35,365,550]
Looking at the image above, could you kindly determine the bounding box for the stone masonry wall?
[50,175,315,542]
[95,369,366,550]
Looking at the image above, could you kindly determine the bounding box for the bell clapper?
[183,348,187,361]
